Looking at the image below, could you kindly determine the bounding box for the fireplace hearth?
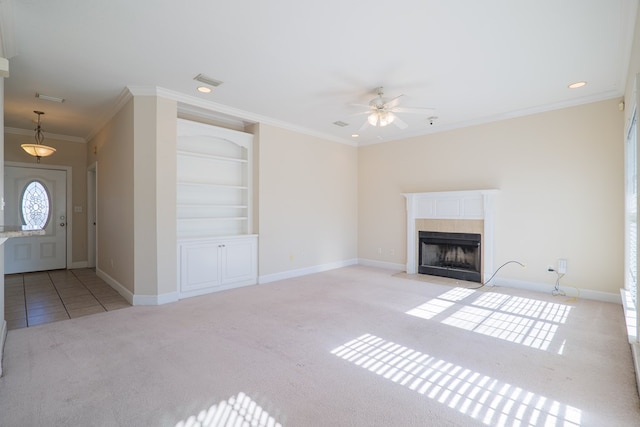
[418,231,481,283]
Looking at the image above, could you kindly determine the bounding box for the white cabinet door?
[178,235,257,299]
[179,242,222,297]
[221,237,257,284]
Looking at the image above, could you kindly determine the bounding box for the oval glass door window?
[21,180,51,229]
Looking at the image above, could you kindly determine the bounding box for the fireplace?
[418,231,482,283]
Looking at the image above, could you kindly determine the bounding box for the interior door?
[4,166,67,274]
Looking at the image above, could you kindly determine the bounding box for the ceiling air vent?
[193,74,223,87]
[35,92,65,103]
[333,121,349,127]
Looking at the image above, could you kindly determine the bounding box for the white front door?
[4,166,67,274]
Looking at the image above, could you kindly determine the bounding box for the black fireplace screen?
[418,231,481,283]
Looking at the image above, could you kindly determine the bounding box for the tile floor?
[4,268,131,330]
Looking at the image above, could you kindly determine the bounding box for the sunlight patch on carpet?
[331,334,582,427]
[406,289,573,352]
[174,392,282,427]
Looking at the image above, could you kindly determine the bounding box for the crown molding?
[357,91,623,147]
[126,85,357,147]
[84,87,134,142]
[5,126,86,143]
[0,0,16,59]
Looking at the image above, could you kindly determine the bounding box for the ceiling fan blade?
[358,120,371,131]
[392,114,408,130]
[392,106,436,114]
[385,94,405,109]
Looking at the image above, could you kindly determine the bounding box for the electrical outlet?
[557,259,567,274]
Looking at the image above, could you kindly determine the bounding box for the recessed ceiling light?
[197,86,212,93]
[351,134,359,138]
[568,81,587,89]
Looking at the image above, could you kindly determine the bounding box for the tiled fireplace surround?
[403,190,498,282]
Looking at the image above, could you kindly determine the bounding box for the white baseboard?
[96,268,180,305]
[491,277,620,304]
[133,292,179,306]
[96,268,179,306]
[0,319,6,377]
[355,260,619,304]
[259,258,358,284]
[96,268,134,305]
[357,258,405,271]
[632,342,640,398]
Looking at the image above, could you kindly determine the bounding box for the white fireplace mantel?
[403,189,498,280]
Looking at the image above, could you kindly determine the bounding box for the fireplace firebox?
[418,231,481,283]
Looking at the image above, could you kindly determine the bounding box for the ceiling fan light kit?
[368,110,396,127]
[357,87,433,131]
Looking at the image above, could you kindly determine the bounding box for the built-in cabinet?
[177,119,257,298]
[179,235,258,299]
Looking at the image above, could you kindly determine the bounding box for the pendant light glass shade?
[21,111,56,163]
[20,143,56,157]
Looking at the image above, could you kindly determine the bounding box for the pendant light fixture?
[21,110,56,163]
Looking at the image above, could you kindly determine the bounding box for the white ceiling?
[1,0,637,145]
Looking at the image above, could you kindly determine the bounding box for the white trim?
[632,343,640,397]
[258,259,358,284]
[87,162,96,269]
[0,319,6,377]
[133,292,179,306]
[84,87,134,142]
[358,258,405,271]
[96,267,179,306]
[403,189,498,280]
[621,288,638,341]
[4,127,85,144]
[178,279,257,300]
[358,93,623,147]
[128,85,357,147]
[362,258,619,304]
[0,0,16,59]
[4,161,73,271]
[96,267,134,305]
[491,277,619,304]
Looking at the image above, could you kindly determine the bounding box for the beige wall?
[132,96,177,297]
[5,132,88,265]
[257,124,358,276]
[87,99,135,293]
[359,98,624,294]
[87,95,178,299]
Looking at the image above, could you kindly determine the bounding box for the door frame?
[5,161,73,270]
[87,162,97,269]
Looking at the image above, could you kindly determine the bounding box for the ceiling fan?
[355,87,436,130]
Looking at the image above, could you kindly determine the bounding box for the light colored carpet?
[0,265,638,426]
